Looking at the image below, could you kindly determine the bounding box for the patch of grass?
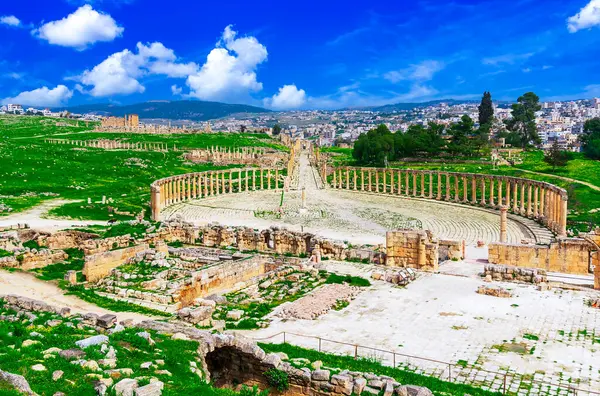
[325,273,371,287]
[22,240,41,250]
[65,285,170,317]
[167,240,184,248]
[492,342,530,355]
[263,368,289,392]
[333,299,350,311]
[0,249,12,258]
[259,343,500,396]
[523,333,539,341]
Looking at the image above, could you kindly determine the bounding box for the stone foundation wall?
[439,239,465,261]
[36,231,100,250]
[81,235,133,256]
[488,238,592,275]
[483,264,547,283]
[386,230,439,271]
[0,250,68,271]
[83,244,149,282]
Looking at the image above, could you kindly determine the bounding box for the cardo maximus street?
[161,150,552,246]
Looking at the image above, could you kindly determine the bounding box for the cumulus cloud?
[171,85,182,95]
[264,85,307,110]
[384,60,445,83]
[568,0,600,32]
[78,42,199,97]
[0,15,21,27]
[33,5,123,49]
[185,25,268,102]
[1,85,73,107]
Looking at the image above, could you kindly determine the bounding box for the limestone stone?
[134,381,164,396]
[52,370,63,381]
[115,378,138,396]
[76,335,109,349]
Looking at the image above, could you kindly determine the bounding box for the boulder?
[134,381,164,396]
[76,335,109,349]
[59,348,86,360]
[115,378,138,396]
[0,369,35,395]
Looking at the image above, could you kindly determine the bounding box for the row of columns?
[328,167,568,237]
[151,168,282,221]
[45,139,171,151]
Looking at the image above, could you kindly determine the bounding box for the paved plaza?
[163,154,552,246]
[251,260,600,395]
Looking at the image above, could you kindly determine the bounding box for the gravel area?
[276,283,362,320]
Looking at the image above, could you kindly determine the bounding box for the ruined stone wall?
[184,147,286,167]
[386,230,439,271]
[80,235,133,256]
[439,239,465,261]
[0,250,67,271]
[83,244,149,282]
[488,238,592,275]
[177,257,266,307]
[36,231,100,250]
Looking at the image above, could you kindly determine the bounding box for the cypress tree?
[478,91,494,126]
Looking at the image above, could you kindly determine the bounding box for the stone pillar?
[229,170,234,193]
[187,177,191,200]
[417,234,426,269]
[533,185,539,218]
[559,194,568,237]
[338,169,343,189]
[437,173,442,200]
[382,170,387,193]
[480,178,487,206]
[333,169,337,188]
[361,169,365,191]
[354,170,358,191]
[398,170,402,195]
[368,171,372,192]
[210,173,215,196]
[540,187,545,219]
[151,186,161,221]
[471,177,477,204]
[204,175,208,196]
[526,183,532,217]
[512,181,519,213]
[520,182,525,215]
[267,169,272,190]
[489,179,495,206]
[454,175,459,202]
[421,173,426,197]
[413,172,418,197]
[405,172,410,195]
[260,169,265,190]
[499,206,508,243]
[462,176,468,203]
[346,167,350,190]
[497,178,503,206]
[192,175,197,198]
[375,170,380,193]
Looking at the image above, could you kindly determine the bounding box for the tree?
[579,118,600,159]
[272,124,282,135]
[505,92,541,149]
[478,91,494,126]
[447,115,475,156]
[544,140,570,170]
[240,125,247,133]
[353,124,394,166]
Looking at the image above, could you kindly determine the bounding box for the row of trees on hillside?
[353,91,546,166]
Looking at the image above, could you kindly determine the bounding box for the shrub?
[239,385,269,396]
[264,368,289,392]
[22,239,41,250]
[0,249,12,258]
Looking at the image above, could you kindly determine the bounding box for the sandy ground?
[0,199,105,232]
[0,270,155,324]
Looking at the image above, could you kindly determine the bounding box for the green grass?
[259,343,500,396]
[325,273,371,287]
[64,285,171,317]
[0,115,286,220]
[0,249,12,258]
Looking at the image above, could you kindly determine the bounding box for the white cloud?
[171,85,182,95]
[264,84,307,110]
[482,53,534,66]
[568,0,600,32]
[0,15,21,27]
[384,60,445,83]
[78,42,199,97]
[33,5,123,50]
[185,25,268,102]
[1,85,73,107]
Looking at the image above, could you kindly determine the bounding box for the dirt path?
[516,168,600,192]
[0,270,156,323]
[0,199,104,232]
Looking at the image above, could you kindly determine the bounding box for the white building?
[7,104,23,113]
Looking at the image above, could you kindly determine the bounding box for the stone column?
[398,170,402,195]
[421,173,425,197]
[437,173,442,200]
[480,178,487,206]
[192,175,197,199]
[520,182,526,215]
[375,170,380,193]
[471,177,477,204]
[346,167,350,190]
[489,179,495,207]
[405,172,410,195]
[229,170,234,193]
[204,175,208,196]
[454,175,459,202]
[497,178,503,207]
[559,194,568,237]
[462,176,468,203]
[368,171,372,192]
[361,169,365,191]
[512,181,519,213]
[267,169,272,190]
[151,186,161,221]
[187,177,191,200]
[539,187,545,219]
[261,169,265,190]
[333,169,337,188]
[527,183,533,217]
[210,173,215,195]
[444,174,450,200]
[533,185,539,218]
[353,170,358,191]
[382,170,387,193]
[417,234,426,270]
[413,172,418,196]
[500,206,508,243]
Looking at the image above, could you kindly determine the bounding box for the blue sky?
[1,0,600,109]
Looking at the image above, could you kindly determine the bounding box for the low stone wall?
[483,264,547,284]
[83,244,149,282]
[385,230,439,271]
[488,238,592,275]
[1,294,71,316]
[36,230,99,250]
[0,249,68,270]
[439,239,465,261]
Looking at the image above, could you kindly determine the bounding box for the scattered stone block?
[477,285,513,298]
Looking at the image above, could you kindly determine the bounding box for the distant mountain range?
[58,100,271,121]
[364,99,511,112]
